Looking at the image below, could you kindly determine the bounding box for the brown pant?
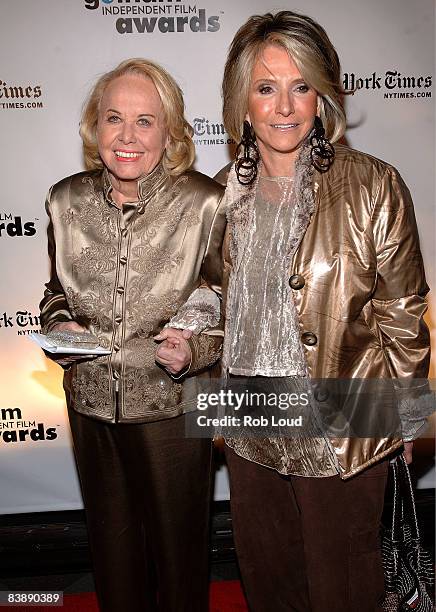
[69,408,212,612]
[225,445,388,612]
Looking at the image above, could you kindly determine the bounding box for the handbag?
[382,454,434,611]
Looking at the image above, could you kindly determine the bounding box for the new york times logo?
[0,310,40,335]
[343,70,433,100]
[0,407,58,444]
[0,213,37,238]
[84,0,221,34]
[0,79,44,110]
[192,117,234,146]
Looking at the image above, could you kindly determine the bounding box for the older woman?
[39,58,225,612]
[164,11,431,612]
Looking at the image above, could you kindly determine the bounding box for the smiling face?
[96,73,168,201]
[247,44,318,176]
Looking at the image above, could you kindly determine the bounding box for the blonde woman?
[39,58,225,612]
[217,12,430,611]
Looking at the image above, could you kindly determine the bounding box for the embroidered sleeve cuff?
[167,288,220,335]
[187,333,222,374]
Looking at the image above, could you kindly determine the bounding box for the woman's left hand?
[403,441,413,464]
[154,328,192,375]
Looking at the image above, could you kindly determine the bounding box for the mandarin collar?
[102,163,167,208]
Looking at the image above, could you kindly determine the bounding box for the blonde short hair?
[80,58,195,176]
[223,11,348,144]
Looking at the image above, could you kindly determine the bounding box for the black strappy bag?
[382,454,434,611]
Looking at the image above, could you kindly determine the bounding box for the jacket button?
[115,316,123,325]
[289,274,305,290]
[301,332,317,346]
[121,228,128,238]
[113,344,120,352]
[119,256,127,265]
[116,286,125,295]
[112,371,120,380]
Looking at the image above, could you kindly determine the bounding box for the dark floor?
[0,501,240,595]
[0,491,434,595]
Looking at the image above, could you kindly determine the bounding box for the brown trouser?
[68,408,212,612]
[225,445,388,612]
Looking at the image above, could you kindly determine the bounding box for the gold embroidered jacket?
[39,165,226,423]
[216,144,431,479]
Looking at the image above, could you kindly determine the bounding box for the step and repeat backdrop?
[0,0,434,513]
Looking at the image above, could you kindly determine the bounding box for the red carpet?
[209,581,249,611]
[1,580,248,611]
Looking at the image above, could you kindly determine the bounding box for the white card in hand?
[29,332,111,355]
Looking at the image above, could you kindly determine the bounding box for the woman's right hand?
[47,321,95,367]
[154,328,193,375]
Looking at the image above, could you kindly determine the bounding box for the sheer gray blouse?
[228,176,307,377]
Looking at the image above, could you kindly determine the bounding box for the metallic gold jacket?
[40,165,226,424]
[216,144,431,479]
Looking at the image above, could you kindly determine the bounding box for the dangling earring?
[310,116,334,172]
[235,120,259,185]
